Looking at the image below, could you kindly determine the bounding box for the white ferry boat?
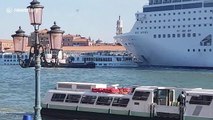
[67,51,139,68]
[41,82,213,120]
[114,0,213,68]
[0,52,28,65]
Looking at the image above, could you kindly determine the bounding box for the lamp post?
[27,1,44,120]
[11,0,64,120]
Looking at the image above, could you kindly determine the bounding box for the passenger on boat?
[178,91,186,106]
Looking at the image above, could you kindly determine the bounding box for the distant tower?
[116,16,123,35]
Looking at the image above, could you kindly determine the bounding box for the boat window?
[81,95,97,104]
[112,98,129,107]
[189,95,213,105]
[65,94,81,103]
[132,91,150,101]
[96,96,113,106]
[76,85,91,89]
[51,93,66,102]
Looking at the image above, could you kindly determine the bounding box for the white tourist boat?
[67,51,139,68]
[114,0,213,68]
[41,81,213,120]
[0,52,28,65]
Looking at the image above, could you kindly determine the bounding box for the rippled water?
[0,66,213,120]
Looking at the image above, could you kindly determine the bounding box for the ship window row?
[187,49,212,53]
[148,9,213,17]
[83,58,113,62]
[137,23,213,31]
[141,17,213,24]
[149,0,213,5]
[51,93,130,107]
[153,33,199,38]
[144,3,203,12]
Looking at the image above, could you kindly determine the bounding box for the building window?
[193,33,196,37]
[187,33,191,37]
[154,35,156,38]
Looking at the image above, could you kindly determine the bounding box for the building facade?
[0,39,14,52]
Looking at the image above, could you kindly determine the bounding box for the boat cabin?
[41,82,213,120]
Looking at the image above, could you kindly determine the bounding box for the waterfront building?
[62,45,126,53]
[0,39,14,52]
[29,29,49,47]
[63,34,93,46]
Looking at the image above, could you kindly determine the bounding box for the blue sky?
[0,0,147,42]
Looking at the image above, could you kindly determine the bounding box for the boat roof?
[57,82,107,86]
[48,89,132,98]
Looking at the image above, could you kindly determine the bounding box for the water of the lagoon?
[0,65,213,120]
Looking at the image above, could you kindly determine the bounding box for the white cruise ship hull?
[115,33,213,68]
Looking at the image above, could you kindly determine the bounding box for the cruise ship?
[114,0,213,68]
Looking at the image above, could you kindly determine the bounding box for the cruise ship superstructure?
[115,0,213,68]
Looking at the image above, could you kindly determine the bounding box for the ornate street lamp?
[48,22,65,65]
[12,0,65,119]
[27,0,44,26]
[27,1,44,120]
[48,22,65,51]
[11,26,28,53]
[11,27,29,68]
